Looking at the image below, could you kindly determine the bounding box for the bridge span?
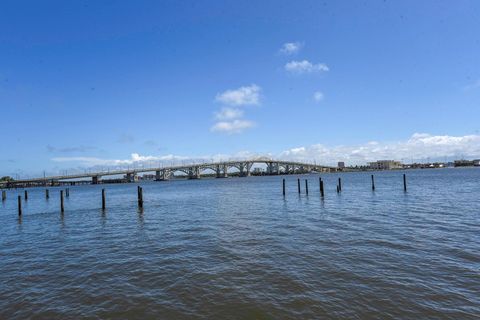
[1,159,337,188]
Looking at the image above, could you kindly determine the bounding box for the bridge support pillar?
[188,167,200,179]
[223,164,228,178]
[163,170,171,180]
[245,162,252,177]
[239,163,247,177]
[266,162,280,175]
[92,176,101,184]
[267,162,273,175]
[126,173,136,183]
[215,165,227,178]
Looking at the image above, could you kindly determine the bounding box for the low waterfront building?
[454,160,475,167]
[252,167,265,175]
[369,160,403,170]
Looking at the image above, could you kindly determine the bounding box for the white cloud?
[279,42,303,55]
[214,107,244,120]
[215,84,261,106]
[285,60,329,74]
[51,133,480,171]
[313,91,324,102]
[279,133,480,165]
[210,119,255,134]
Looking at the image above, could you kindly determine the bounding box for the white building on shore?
[369,160,403,170]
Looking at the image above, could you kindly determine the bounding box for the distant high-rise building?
[338,161,345,168]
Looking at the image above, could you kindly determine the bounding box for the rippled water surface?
[1,168,479,319]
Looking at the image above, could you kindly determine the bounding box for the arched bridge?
[1,159,337,187]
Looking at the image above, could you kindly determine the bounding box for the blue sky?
[1,0,480,177]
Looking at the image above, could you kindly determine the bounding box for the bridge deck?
[1,159,336,187]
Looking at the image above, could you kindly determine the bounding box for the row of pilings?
[3,174,407,216]
[282,174,407,197]
[4,186,144,216]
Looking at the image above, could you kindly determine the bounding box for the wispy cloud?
[210,119,255,134]
[214,107,244,120]
[144,140,158,147]
[117,133,135,144]
[52,153,190,167]
[279,42,303,55]
[464,79,480,91]
[46,145,97,153]
[215,84,261,106]
[313,91,324,102]
[285,60,329,74]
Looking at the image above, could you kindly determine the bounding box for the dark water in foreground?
[0,168,479,319]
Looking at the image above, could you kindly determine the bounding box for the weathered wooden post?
[46,189,49,199]
[18,195,22,216]
[24,190,28,201]
[320,180,324,197]
[371,175,375,191]
[336,185,340,193]
[102,189,106,210]
[305,179,309,195]
[2,190,6,201]
[138,186,143,208]
[338,178,342,192]
[403,174,407,192]
[297,178,301,194]
[60,190,64,213]
[282,179,285,196]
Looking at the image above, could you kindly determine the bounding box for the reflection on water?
[0,168,479,319]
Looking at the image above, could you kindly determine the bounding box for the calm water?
[0,169,479,319]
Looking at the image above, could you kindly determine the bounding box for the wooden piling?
[282,179,285,196]
[320,180,324,197]
[18,195,22,216]
[305,179,309,195]
[2,190,5,201]
[297,178,301,194]
[336,185,340,193]
[138,186,143,208]
[24,190,28,201]
[102,189,106,210]
[60,190,64,213]
[403,174,407,192]
[338,178,342,192]
[371,175,375,191]
[46,189,49,199]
